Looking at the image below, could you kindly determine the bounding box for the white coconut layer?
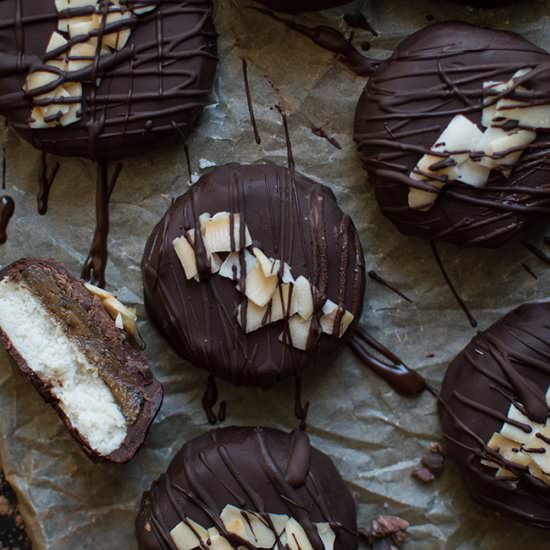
[0,278,127,455]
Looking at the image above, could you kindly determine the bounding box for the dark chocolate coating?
[255,0,351,13]
[439,302,550,528]
[142,163,365,388]
[0,1,217,161]
[354,22,550,247]
[136,426,358,549]
[0,258,163,464]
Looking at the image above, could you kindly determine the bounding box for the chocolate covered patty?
[142,163,365,387]
[439,302,550,528]
[136,426,358,549]
[255,0,350,13]
[0,258,163,463]
[354,22,550,247]
[0,0,217,161]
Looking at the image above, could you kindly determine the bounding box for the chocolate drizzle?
[136,426,358,549]
[242,58,261,145]
[202,374,227,425]
[354,22,550,247]
[431,241,477,328]
[142,163,366,388]
[255,9,379,77]
[368,270,413,303]
[348,326,428,396]
[0,195,15,244]
[439,302,550,528]
[81,162,121,288]
[522,241,550,267]
[37,152,59,215]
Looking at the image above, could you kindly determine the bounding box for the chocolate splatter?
[242,58,261,145]
[348,326,428,396]
[312,126,342,150]
[431,241,477,328]
[522,241,550,267]
[368,270,413,303]
[343,13,378,36]
[255,8,380,76]
[81,162,122,288]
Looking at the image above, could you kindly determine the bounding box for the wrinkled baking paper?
[1,1,550,548]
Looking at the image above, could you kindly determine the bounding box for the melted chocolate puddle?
[0,195,15,244]
[184,144,193,186]
[255,8,380,77]
[37,152,60,215]
[348,326,428,397]
[368,270,413,303]
[202,374,227,425]
[431,241,477,328]
[242,58,261,145]
[81,162,122,288]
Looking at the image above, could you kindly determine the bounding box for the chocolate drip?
[368,270,413,303]
[439,302,550,528]
[37,152,60,215]
[311,126,342,150]
[242,58,261,145]
[183,145,193,186]
[431,241,477,328]
[521,263,537,279]
[0,195,15,244]
[348,326,427,396]
[354,22,550,247]
[142,162,365,388]
[255,9,379,76]
[343,13,378,36]
[136,427,359,550]
[202,374,227,425]
[294,374,310,430]
[81,162,121,288]
[522,241,550,267]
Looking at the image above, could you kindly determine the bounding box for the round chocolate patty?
[439,302,550,528]
[255,0,351,13]
[142,163,365,387]
[0,0,217,161]
[354,22,550,247]
[136,426,358,549]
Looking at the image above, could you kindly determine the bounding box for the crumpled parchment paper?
[1,0,550,548]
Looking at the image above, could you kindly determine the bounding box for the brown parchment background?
[1,0,550,548]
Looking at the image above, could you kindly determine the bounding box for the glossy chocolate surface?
[136,426,358,549]
[439,302,550,528]
[354,22,550,247]
[142,163,365,388]
[0,0,217,160]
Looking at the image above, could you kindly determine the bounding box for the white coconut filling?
[0,279,127,455]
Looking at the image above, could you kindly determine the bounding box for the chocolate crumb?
[422,451,445,476]
[366,515,410,549]
[412,466,436,483]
